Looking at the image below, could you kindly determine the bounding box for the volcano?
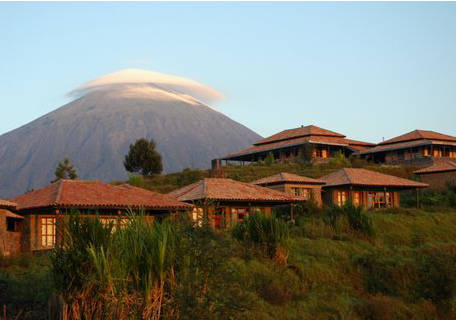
[0,69,261,197]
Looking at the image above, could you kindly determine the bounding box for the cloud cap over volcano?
[69,69,224,105]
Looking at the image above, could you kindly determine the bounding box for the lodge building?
[220,125,374,164]
[4,179,192,254]
[0,199,23,256]
[360,130,456,166]
[414,159,456,190]
[168,178,303,229]
[320,168,428,209]
[251,172,325,206]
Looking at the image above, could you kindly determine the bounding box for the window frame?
[40,216,56,248]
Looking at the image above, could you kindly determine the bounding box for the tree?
[53,157,78,182]
[264,152,275,166]
[124,138,163,176]
[297,143,314,164]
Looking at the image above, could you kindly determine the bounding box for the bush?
[414,249,456,317]
[264,152,275,166]
[322,204,375,237]
[345,203,375,237]
[232,213,289,261]
[355,252,416,298]
[356,295,413,320]
[0,254,53,320]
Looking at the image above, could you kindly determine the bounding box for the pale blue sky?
[1,2,455,143]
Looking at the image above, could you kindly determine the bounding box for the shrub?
[232,213,289,261]
[414,249,456,317]
[264,152,275,166]
[322,204,375,237]
[345,203,375,237]
[356,295,413,320]
[355,252,416,298]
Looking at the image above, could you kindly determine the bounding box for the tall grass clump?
[51,213,180,320]
[323,203,375,238]
[232,213,289,263]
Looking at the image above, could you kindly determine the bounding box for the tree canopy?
[124,138,163,176]
[53,157,78,182]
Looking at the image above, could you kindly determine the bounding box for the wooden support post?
[290,204,294,222]
[384,187,388,208]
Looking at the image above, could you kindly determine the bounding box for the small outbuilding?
[12,179,192,251]
[251,172,325,206]
[0,199,23,256]
[414,159,456,190]
[168,178,302,229]
[320,168,428,209]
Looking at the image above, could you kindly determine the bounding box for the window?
[99,217,125,232]
[367,192,393,209]
[315,148,323,158]
[41,217,56,247]
[192,207,204,226]
[336,191,348,206]
[335,191,346,206]
[6,218,19,232]
[251,207,265,215]
[231,207,249,223]
[291,187,311,199]
[321,149,328,158]
[423,148,429,156]
[353,192,361,207]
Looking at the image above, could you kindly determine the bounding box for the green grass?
[2,208,456,319]
[120,157,420,195]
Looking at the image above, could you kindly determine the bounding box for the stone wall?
[0,216,22,256]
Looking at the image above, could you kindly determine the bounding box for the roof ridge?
[55,180,65,205]
[341,168,353,184]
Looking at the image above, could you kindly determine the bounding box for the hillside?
[122,157,420,195]
[1,208,456,320]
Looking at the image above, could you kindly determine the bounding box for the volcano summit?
[0,69,261,197]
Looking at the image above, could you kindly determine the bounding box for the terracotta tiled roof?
[359,139,456,155]
[0,209,24,219]
[168,178,302,202]
[224,135,374,159]
[12,180,192,211]
[254,125,346,146]
[0,199,17,209]
[251,172,325,186]
[379,130,456,146]
[414,159,456,174]
[321,168,428,188]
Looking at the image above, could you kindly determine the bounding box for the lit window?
[192,207,204,226]
[367,192,393,209]
[41,217,56,247]
[353,192,361,207]
[336,191,348,206]
[291,187,311,199]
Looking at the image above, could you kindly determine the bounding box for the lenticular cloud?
[69,69,224,105]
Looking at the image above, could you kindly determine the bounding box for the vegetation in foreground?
[2,206,456,320]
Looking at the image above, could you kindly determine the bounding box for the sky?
[1,2,455,144]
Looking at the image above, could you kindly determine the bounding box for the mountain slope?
[0,78,261,198]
